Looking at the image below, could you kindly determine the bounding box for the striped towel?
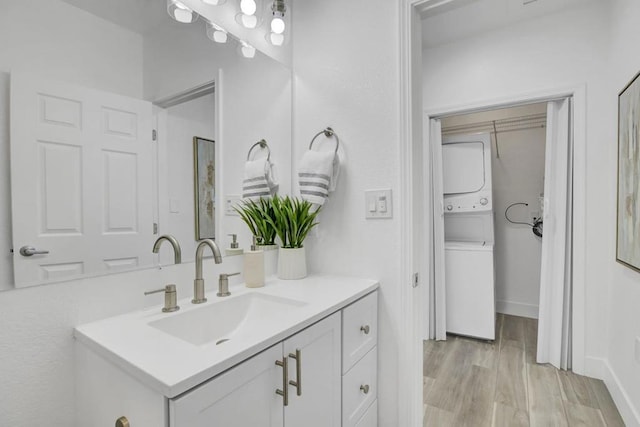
[243,159,278,201]
[298,150,340,206]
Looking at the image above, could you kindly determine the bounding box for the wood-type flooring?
[423,314,625,426]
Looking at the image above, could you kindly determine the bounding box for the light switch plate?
[225,195,241,216]
[365,189,392,219]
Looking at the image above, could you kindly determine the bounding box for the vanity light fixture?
[206,21,228,43]
[201,0,227,5]
[239,41,256,58]
[267,0,286,46]
[236,0,262,29]
[167,0,198,23]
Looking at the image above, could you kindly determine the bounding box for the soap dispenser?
[244,236,264,288]
[225,234,244,256]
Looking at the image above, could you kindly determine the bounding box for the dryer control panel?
[444,190,492,213]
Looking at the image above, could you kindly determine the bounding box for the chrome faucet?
[193,239,223,304]
[152,235,182,264]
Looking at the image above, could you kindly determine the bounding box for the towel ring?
[247,139,270,161]
[309,127,340,154]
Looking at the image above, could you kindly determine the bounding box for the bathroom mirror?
[0,0,292,290]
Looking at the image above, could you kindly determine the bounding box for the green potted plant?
[234,198,278,249]
[266,195,321,279]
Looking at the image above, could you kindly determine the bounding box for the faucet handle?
[145,284,180,313]
[217,272,240,297]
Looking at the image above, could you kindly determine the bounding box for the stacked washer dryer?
[442,132,496,340]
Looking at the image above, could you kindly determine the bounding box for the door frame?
[397,1,588,425]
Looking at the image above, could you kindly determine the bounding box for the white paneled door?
[10,75,154,287]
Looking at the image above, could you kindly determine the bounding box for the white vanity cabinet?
[341,291,378,427]
[170,312,341,427]
[75,283,378,427]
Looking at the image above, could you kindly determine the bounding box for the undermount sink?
[148,293,307,346]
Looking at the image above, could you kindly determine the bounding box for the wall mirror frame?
[0,0,292,291]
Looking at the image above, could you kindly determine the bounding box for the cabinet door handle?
[360,325,370,334]
[275,357,289,406]
[288,349,302,396]
[115,416,130,427]
[360,384,370,394]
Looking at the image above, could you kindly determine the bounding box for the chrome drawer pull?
[275,357,289,406]
[288,349,302,396]
[360,325,370,334]
[360,384,370,394]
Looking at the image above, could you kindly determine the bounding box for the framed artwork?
[617,70,640,271]
[193,137,215,240]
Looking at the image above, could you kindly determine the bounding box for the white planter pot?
[257,244,278,252]
[277,247,307,280]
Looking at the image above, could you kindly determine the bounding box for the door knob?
[19,246,50,257]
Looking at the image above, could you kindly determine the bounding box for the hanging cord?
[504,202,543,237]
[505,202,533,226]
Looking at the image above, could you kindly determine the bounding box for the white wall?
[0,0,144,291]
[219,52,293,250]
[442,105,546,318]
[292,0,401,424]
[492,126,545,318]
[423,0,611,371]
[143,18,237,102]
[607,0,640,423]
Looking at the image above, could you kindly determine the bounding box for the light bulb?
[206,22,228,43]
[241,43,256,58]
[174,8,193,23]
[240,0,257,15]
[167,0,197,23]
[269,32,284,46]
[213,30,228,43]
[270,17,285,34]
[240,14,258,28]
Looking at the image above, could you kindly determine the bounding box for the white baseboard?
[496,300,538,319]
[585,356,640,426]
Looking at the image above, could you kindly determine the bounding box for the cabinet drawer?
[342,291,378,373]
[355,399,377,427]
[342,346,377,427]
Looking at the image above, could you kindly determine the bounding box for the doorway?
[431,103,547,343]
[427,97,575,367]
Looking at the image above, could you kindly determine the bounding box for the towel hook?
[247,139,271,161]
[309,127,340,154]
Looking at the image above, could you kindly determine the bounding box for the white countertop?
[74,274,378,398]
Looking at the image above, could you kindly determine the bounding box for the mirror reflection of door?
[10,75,154,287]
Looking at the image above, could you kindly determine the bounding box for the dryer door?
[442,141,485,194]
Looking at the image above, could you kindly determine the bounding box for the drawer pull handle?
[275,357,289,406]
[115,416,130,427]
[360,384,370,394]
[288,349,302,396]
[360,325,370,334]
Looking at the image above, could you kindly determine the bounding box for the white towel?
[298,150,340,206]
[243,159,278,201]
